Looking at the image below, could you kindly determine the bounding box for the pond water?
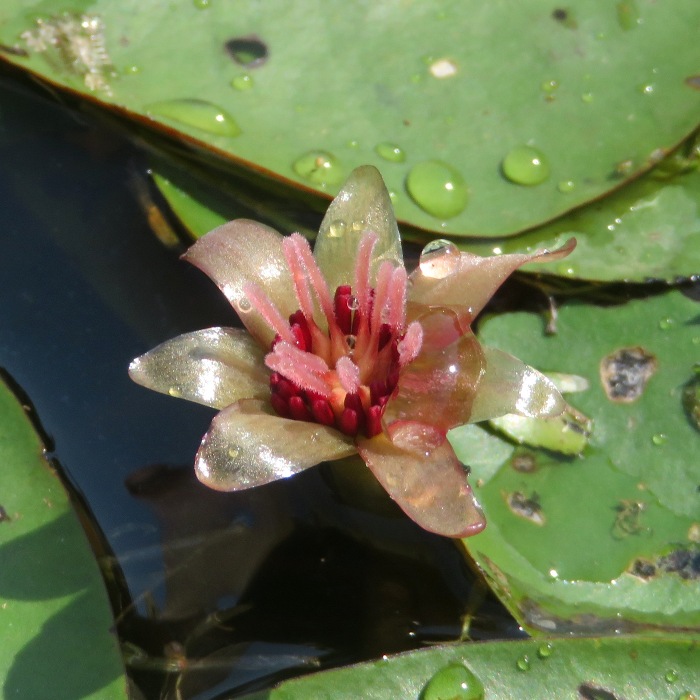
[0,71,522,698]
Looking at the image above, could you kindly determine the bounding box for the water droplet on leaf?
[665,669,679,683]
[502,146,550,186]
[147,99,241,137]
[651,433,667,446]
[231,74,253,90]
[558,180,575,193]
[292,151,344,187]
[658,317,675,330]
[419,239,461,279]
[516,654,531,671]
[617,0,641,30]
[421,663,484,700]
[328,220,346,238]
[193,0,210,8]
[406,160,468,218]
[537,642,554,659]
[581,92,594,103]
[375,142,406,162]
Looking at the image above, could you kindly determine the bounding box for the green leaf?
[0,377,128,699]
[238,636,700,699]
[1,0,699,237]
[459,142,700,282]
[458,291,700,633]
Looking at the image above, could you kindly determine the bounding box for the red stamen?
[339,408,359,436]
[311,399,335,426]
[289,396,312,421]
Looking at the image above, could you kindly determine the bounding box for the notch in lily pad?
[225,35,268,67]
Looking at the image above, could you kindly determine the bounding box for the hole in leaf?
[505,491,545,526]
[225,36,268,67]
[578,685,620,700]
[599,347,657,403]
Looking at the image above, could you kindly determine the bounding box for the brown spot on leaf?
[600,347,657,402]
[685,75,700,90]
[629,546,700,581]
[511,451,537,473]
[0,505,10,523]
[505,491,545,525]
[612,499,648,539]
[578,684,622,700]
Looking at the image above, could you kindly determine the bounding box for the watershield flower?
[130,166,574,538]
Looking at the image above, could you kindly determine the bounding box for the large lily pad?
[453,291,700,633]
[0,376,128,699]
[1,0,699,237]
[459,137,700,282]
[239,636,700,699]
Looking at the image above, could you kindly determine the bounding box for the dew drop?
[658,317,675,330]
[515,654,531,672]
[429,58,458,79]
[347,296,360,311]
[328,220,346,238]
[351,218,366,232]
[665,669,679,684]
[237,297,252,313]
[501,146,550,186]
[231,74,253,91]
[617,0,641,30]
[347,139,360,149]
[168,387,182,397]
[193,0,210,8]
[227,448,239,459]
[639,82,655,95]
[292,151,344,187]
[581,92,594,103]
[651,433,667,446]
[406,160,468,219]
[345,334,357,350]
[419,239,461,279]
[537,642,554,659]
[374,142,406,162]
[678,692,697,700]
[541,79,558,93]
[124,64,140,75]
[558,179,575,193]
[146,99,241,137]
[421,663,484,700]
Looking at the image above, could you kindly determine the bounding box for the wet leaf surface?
[238,636,700,700]
[1,0,699,237]
[0,376,128,699]
[460,141,700,282]
[455,291,700,632]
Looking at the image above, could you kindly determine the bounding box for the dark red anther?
[334,285,353,334]
[366,405,383,438]
[311,399,335,426]
[289,396,312,421]
[344,392,365,432]
[339,408,359,436]
[378,324,392,350]
[273,377,297,400]
[289,310,312,351]
[270,393,290,417]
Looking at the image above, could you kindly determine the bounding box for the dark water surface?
[0,71,520,698]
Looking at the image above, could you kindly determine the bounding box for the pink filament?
[241,282,295,344]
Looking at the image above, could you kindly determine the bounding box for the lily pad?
[459,138,700,282]
[1,0,699,236]
[454,291,700,633]
[238,636,700,699]
[0,376,128,698]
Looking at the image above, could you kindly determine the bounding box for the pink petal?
[408,239,576,318]
[469,346,568,422]
[129,327,269,409]
[356,421,485,538]
[314,165,404,293]
[182,220,298,347]
[195,399,356,491]
[384,305,485,432]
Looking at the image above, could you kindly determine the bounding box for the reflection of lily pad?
[456,291,700,633]
[1,0,699,236]
[0,377,128,698]
[239,636,700,699]
[461,148,700,282]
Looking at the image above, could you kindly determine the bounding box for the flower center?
[242,230,423,438]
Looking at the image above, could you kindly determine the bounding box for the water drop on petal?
[375,142,406,162]
[419,239,461,279]
[147,99,241,137]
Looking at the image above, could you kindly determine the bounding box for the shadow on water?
[0,68,521,698]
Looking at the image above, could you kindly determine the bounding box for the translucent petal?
[129,327,269,409]
[408,239,576,318]
[183,220,298,347]
[357,422,485,538]
[196,399,356,491]
[469,346,568,423]
[315,165,403,292]
[384,305,485,431]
